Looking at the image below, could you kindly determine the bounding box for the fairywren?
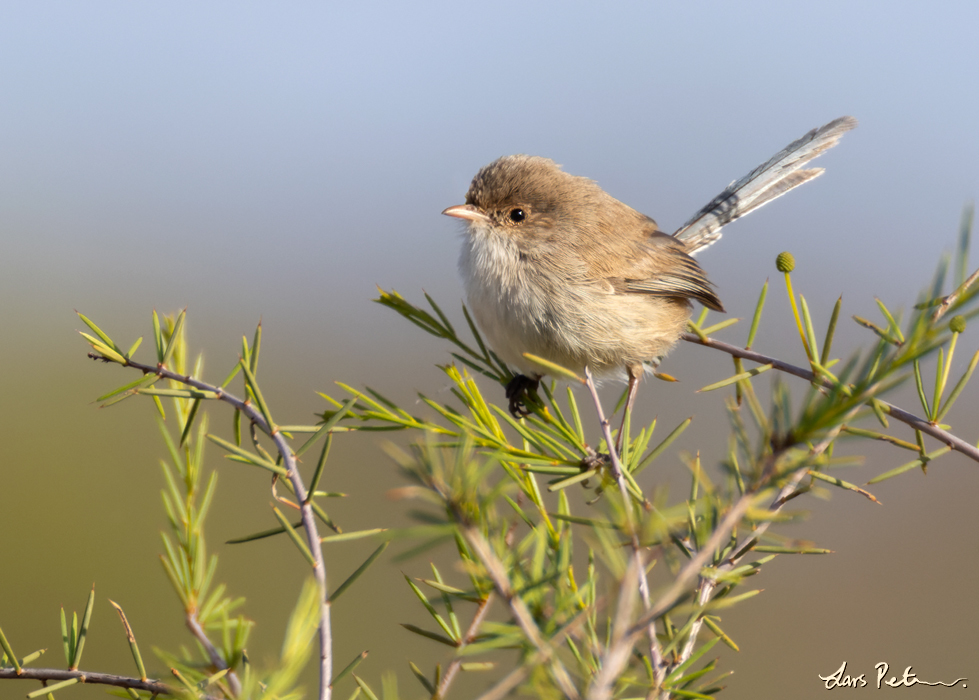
[443,117,856,418]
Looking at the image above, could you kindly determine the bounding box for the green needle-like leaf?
[686,319,709,341]
[206,434,287,475]
[83,336,128,364]
[321,528,387,544]
[96,373,160,402]
[404,574,457,642]
[701,317,741,335]
[70,585,96,669]
[520,353,583,382]
[297,396,358,459]
[60,607,72,666]
[703,589,762,611]
[399,624,457,647]
[698,364,773,393]
[331,650,368,688]
[160,308,185,366]
[634,417,692,474]
[152,310,163,361]
[226,521,303,544]
[249,321,262,375]
[841,425,917,451]
[745,279,768,349]
[125,336,143,359]
[179,398,202,447]
[875,297,905,344]
[702,616,739,651]
[932,347,946,420]
[460,662,495,671]
[139,387,218,399]
[27,678,79,697]
[867,446,951,484]
[665,637,720,684]
[853,315,902,346]
[238,359,275,431]
[800,295,820,360]
[821,295,842,366]
[913,359,932,417]
[330,542,390,602]
[752,545,833,554]
[77,312,125,355]
[807,470,880,503]
[547,468,600,492]
[408,661,436,694]
[425,291,455,335]
[937,348,979,421]
[353,674,381,700]
[272,507,317,567]
[0,624,21,673]
[109,600,147,681]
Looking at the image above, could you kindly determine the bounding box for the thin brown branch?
[98,354,333,700]
[582,367,668,691]
[0,667,197,698]
[932,265,979,322]
[435,593,494,699]
[673,422,845,675]
[475,604,595,700]
[462,525,581,700]
[187,611,242,696]
[590,490,761,700]
[680,333,979,463]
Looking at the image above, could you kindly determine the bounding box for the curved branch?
[680,333,979,463]
[187,611,242,696]
[94,353,333,700]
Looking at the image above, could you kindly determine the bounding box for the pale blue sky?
[2,2,976,348]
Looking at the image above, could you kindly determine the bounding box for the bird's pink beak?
[442,204,489,223]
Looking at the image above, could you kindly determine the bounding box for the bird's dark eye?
[509,208,526,222]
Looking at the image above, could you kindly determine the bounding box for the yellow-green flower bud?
[950,315,966,334]
[776,251,795,273]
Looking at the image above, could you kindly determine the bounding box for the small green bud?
[950,315,966,334]
[776,251,795,273]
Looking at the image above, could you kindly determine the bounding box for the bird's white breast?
[458,225,552,376]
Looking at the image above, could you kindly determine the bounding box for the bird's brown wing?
[586,217,724,311]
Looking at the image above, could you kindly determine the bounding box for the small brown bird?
[443,117,856,422]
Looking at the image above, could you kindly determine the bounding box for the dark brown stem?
[0,667,197,698]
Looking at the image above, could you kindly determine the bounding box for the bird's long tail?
[673,116,857,255]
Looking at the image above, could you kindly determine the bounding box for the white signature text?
[818,661,966,689]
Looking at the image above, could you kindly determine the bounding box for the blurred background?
[1,2,977,698]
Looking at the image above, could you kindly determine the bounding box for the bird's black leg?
[505,374,540,418]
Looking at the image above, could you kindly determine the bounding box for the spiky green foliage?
[3,211,977,700]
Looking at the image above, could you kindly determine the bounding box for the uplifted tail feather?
[673,116,857,254]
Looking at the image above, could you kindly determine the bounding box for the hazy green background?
[1,2,977,698]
